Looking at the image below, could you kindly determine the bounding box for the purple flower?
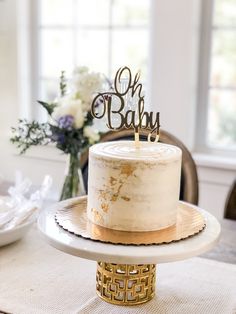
[57,133,65,144]
[50,133,64,144]
[58,115,74,130]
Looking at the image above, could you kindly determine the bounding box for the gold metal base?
[96,262,156,305]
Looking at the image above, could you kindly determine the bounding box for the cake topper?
[91,66,160,148]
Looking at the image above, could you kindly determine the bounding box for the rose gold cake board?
[54,196,206,246]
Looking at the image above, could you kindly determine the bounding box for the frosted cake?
[87,141,182,232]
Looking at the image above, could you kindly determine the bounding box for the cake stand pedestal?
[38,203,220,306]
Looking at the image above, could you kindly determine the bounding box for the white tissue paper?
[0,172,52,230]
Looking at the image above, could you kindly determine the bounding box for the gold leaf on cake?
[120,164,136,177]
[121,196,130,201]
[98,189,108,201]
[111,194,118,202]
[91,208,104,224]
[101,203,109,213]
[109,176,117,186]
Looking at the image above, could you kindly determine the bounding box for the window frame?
[31,0,150,119]
[196,0,236,156]
[16,0,152,163]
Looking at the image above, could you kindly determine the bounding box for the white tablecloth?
[0,225,236,314]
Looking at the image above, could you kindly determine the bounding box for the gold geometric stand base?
[96,262,156,305]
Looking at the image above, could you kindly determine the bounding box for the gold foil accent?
[55,196,206,246]
[110,176,117,185]
[101,203,109,213]
[91,208,104,224]
[121,196,130,201]
[96,262,156,305]
[120,164,136,177]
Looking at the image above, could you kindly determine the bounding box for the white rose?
[52,96,84,128]
[83,126,100,144]
[73,103,84,128]
[71,69,104,108]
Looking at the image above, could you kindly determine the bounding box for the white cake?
[87,141,182,232]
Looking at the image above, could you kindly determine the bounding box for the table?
[0,221,236,314]
[202,219,236,264]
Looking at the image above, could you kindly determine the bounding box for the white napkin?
[0,173,52,231]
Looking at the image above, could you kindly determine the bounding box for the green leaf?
[60,71,67,97]
[10,119,51,154]
[37,100,57,115]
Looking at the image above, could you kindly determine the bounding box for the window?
[199,0,236,152]
[35,0,150,114]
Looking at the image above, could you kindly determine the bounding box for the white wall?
[150,0,200,150]
[0,0,65,199]
[0,0,235,215]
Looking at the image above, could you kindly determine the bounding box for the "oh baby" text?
[91,67,160,142]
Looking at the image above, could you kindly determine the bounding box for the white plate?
[0,220,34,247]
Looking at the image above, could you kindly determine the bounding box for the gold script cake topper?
[91,66,160,147]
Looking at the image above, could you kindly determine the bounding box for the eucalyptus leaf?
[37,100,57,115]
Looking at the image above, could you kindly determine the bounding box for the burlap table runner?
[0,225,235,314]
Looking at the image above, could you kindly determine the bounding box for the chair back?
[224,180,236,220]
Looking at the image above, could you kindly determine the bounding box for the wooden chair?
[224,180,236,220]
[81,129,199,205]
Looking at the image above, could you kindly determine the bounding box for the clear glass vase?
[60,153,86,201]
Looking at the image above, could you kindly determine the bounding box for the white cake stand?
[38,203,220,306]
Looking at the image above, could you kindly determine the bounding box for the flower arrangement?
[11,67,105,200]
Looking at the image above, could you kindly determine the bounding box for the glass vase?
[60,153,86,201]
